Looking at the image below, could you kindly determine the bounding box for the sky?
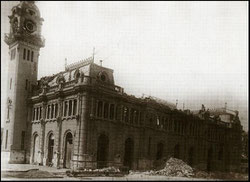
[1,1,248,130]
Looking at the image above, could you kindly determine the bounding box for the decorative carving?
[40,118,45,126]
[74,69,80,83]
[40,76,54,95]
[233,111,240,124]
[11,17,19,33]
[7,97,12,106]
[56,73,65,90]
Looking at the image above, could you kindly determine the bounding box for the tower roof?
[14,1,41,17]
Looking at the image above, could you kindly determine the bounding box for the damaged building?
[2,1,243,173]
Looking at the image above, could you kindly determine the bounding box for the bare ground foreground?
[1,163,248,181]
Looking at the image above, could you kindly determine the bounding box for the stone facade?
[2,1,243,173]
[26,60,243,172]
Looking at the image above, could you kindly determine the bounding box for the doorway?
[156,142,164,160]
[174,144,180,159]
[97,134,109,168]
[33,134,39,164]
[188,147,194,166]
[207,147,213,172]
[48,133,54,164]
[123,138,134,169]
[64,132,73,168]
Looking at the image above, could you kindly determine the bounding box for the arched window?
[33,108,36,121]
[51,104,54,118]
[104,103,109,119]
[64,101,68,117]
[36,107,39,120]
[97,101,103,117]
[156,142,164,160]
[149,118,153,125]
[134,110,139,124]
[109,104,114,120]
[68,100,72,116]
[218,147,223,160]
[47,105,51,119]
[174,144,180,159]
[124,107,128,122]
[55,104,58,118]
[115,105,119,120]
[130,109,135,123]
[148,137,151,156]
[39,107,42,119]
[73,99,77,115]
[174,121,177,133]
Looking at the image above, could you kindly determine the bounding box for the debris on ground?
[140,157,194,177]
[66,166,125,177]
[194,171,249,180]
[1,169,62,178]
[93,166,120,173]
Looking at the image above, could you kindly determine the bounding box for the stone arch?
[46,131,55,165]
[218,146,223,161]
[73,69,80,81]
[63,130,73,168]
[207,147,213,172]
[156,142,164,160]
[123,137,134,169]
[188,146,195,167]
[97,133,109,168]
[32,132,39,164]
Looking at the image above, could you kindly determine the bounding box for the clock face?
[98,71,109,83]
[24,20,36,33]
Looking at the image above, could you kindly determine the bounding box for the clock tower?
[2,1,45,163]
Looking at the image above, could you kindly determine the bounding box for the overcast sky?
[1,1,248,130]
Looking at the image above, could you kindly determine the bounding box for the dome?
[14,1,41,17]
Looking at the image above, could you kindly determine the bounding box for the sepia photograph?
[1,1,248,181]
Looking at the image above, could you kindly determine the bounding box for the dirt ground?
[1,163,248,181]
[1,170,248,181]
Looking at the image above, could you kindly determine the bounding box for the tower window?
[23,48,26,60]
[5,130,8,149]
[10,78,12,90]
[21,131,25,150]
[31,51,34,62]
[27,50,30,61]
[7,105,10,120]
[10,48,16,60]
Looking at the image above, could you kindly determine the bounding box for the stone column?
[34,108,36,121]
[73,92,90,169]
[40,102,46,165]
[54,98,63,168]
[73,93,82,169]
[71,100,74,116]
[95,100,98,117]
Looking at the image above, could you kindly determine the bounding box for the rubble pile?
[93,166,120,173]
[150,157,194,177]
